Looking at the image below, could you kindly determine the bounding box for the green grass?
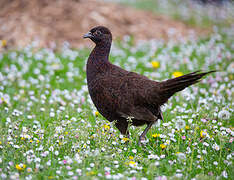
[110,0,234,28]
[0,31,233,179]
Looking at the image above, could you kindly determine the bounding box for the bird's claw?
[138,137,147,146]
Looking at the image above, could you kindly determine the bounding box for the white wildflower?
[68,171,74,176]
[175,173,183,178]
[155,161,160,166]
[212,143,220,151]
[176,152,186,160]
[203,142,209,147]
[218,110,230,120]
[104,167,111,172]
[175,119,186,129]
[50,112,55,117]
[222,170,228,178]
[202,150,207,154]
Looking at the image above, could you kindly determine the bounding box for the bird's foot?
[123,137,130,145]
[125,133,130,145]
[138,137,147,146]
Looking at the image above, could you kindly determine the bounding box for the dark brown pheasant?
[83,26,215,145]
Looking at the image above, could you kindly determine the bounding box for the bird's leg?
[126,130,130,139]
[160,110,164,122]
[123,130,130,145]
[138,121,154,145]
[115,119,130,141]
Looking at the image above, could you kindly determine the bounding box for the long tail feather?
[158,70,216,105]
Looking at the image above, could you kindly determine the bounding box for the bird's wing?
[104,72,160,121]
[117,106,158,122]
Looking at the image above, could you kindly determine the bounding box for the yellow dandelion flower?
[185,125,189,130]
[152,133,160,138]
[1,97,8,104]
[129,156,134,160]
[86,171,95,176]
[173,71,183,78]
[104,124,110,130]
[160,144,166,149]
[36,140,40,143]
[122,137,129,142]
[29,140,33,143]
[0,141,2,145]
[95,111,99,116]
[200,131,207,138]
[16,164,26,171]
[229,74,233,80]
[151,61,160,69]
[65,131,68,135]
[213,91,217,95]
[129,161,135,165]
[1,40,7,47]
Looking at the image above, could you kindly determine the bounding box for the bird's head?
[83,26,112,45]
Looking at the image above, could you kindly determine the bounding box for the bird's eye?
[96,30,102,35]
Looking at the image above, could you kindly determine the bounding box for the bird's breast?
[87,77,121,121]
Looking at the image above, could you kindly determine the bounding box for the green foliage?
[0,32,233,179]
[115,0,234,28]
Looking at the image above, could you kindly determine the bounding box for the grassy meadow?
[112,0,234,27]
[0,1,234,180]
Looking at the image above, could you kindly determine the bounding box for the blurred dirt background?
[0,0,209,49]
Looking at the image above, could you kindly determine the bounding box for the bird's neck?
[86,42,111,82]
[89,42,111,63]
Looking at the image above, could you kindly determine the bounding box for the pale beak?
[83,32,93,38]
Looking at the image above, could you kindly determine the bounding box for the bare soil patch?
[0,0,209,49]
